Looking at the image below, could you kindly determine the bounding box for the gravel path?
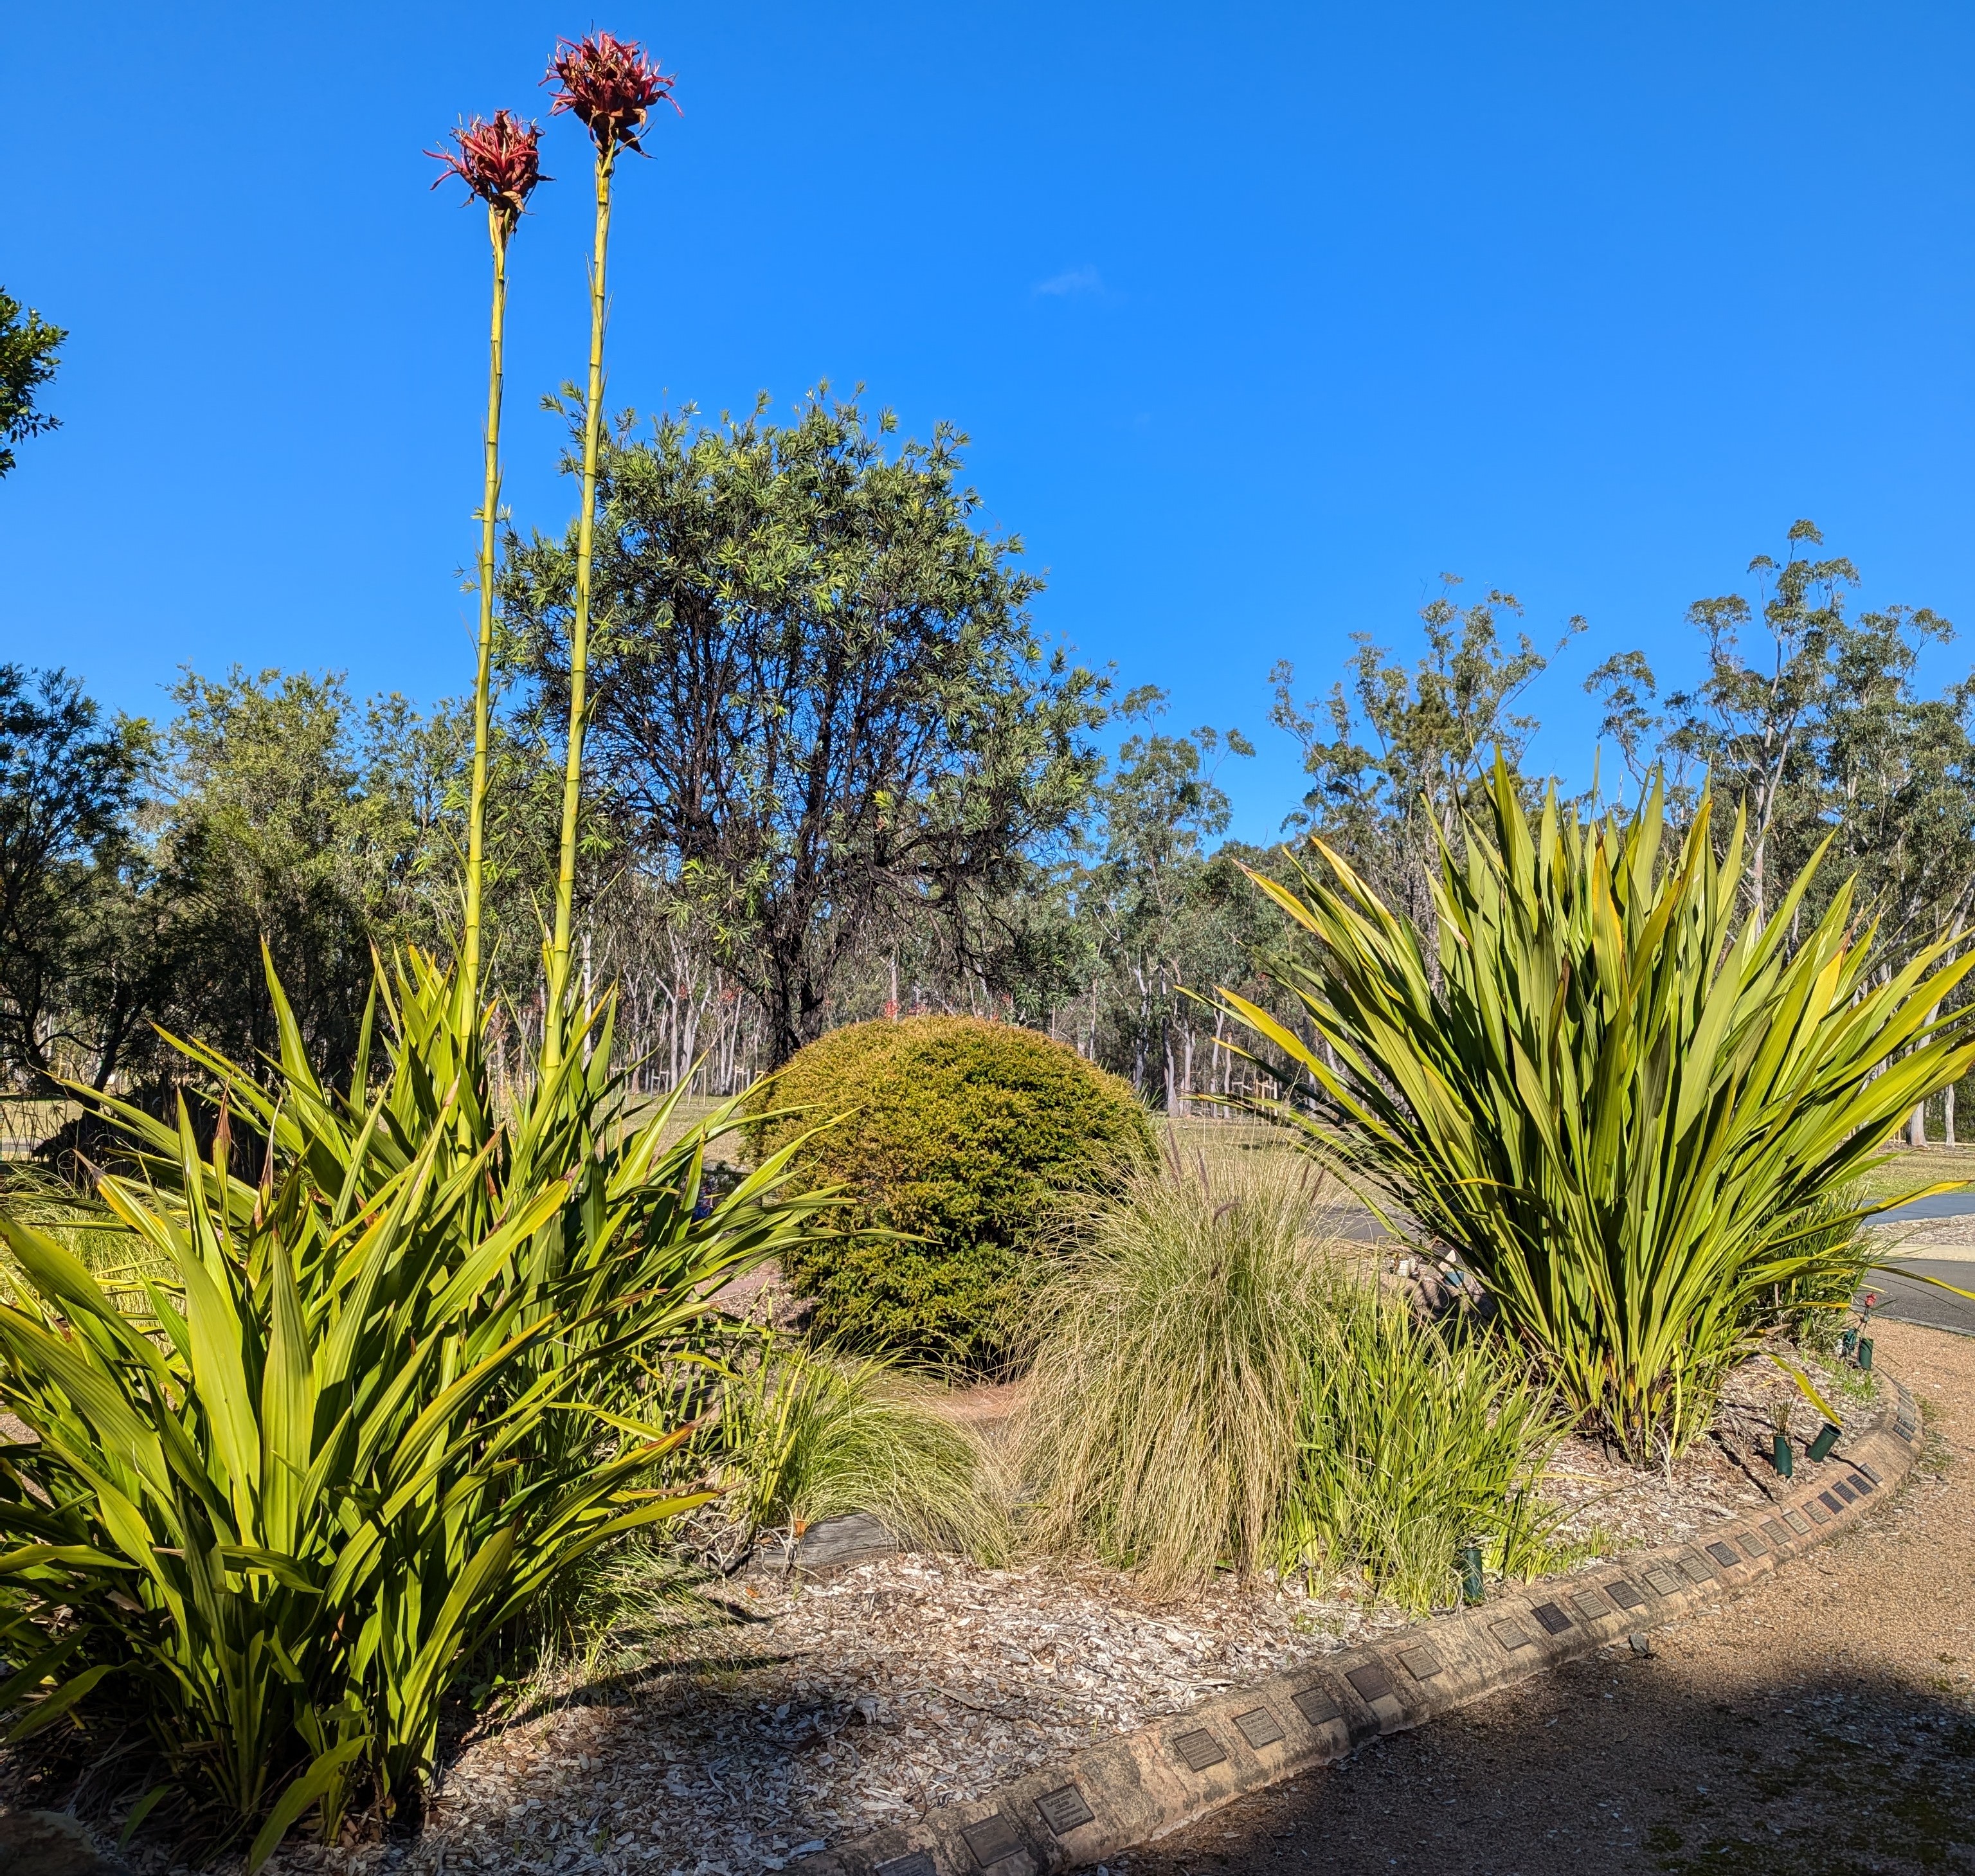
[1121,1318,1975,1876]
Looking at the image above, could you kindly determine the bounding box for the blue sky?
[6,1,1975,842]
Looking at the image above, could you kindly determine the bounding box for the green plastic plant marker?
[1772,1432,1794,1479]
[1459,1544,1485,1605]
[1806,1422,1841,1463]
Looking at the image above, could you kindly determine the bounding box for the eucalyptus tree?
[1271,577,1578,937]
[143,669,456,1083]
[1079,689,1253,1103]
[0,287,64,479]
[1585,520,1975,948]
[500,390,1110,1065]
[1654,519,1859,929]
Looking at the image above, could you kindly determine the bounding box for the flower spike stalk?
[428,111,546,1004]
[541,32,678,1070]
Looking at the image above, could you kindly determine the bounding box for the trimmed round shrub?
[751,1016,1155,1370]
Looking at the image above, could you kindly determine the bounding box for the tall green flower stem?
[544,134,615,1070]
[543,30,674,1070]
[428,110,544,1008]
[462,203,510,998]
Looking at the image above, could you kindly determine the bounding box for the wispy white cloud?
[1033,265,1103,298]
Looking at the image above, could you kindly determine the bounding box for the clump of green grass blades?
[1276,1288,1564,1614]
[1015,1144,1342,1597]
[1016,1146,1563,1609]
[0,950,834,1865]
[710,1338,1009,1562]
[1222,759,1975,1463]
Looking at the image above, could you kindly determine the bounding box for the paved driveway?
[1862,1257,1975,1338]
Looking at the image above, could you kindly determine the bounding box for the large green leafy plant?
[0,30,764,1862]
[0,955,829,1860]
[1223,762,1975,1460]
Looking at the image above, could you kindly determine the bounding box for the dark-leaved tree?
[0,289,66,480]
[500,388,1110,1063]
[0,666,148,1091]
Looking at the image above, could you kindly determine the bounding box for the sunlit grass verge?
[1013,1146,1341,1597]
[1277,1288,1567,1614]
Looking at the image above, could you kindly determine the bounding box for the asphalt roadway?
[1863,1191,1975,1337]
[1859,1256,1975,1337]
[1326,1193,1975,1338]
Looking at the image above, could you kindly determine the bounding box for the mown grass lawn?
[1862,1144,1975,1207]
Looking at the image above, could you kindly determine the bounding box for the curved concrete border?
[796,1376,1925,1876]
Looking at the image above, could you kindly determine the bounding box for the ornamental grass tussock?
[1014,1142,1572,1612]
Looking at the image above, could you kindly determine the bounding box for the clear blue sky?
[6,2,1975,842]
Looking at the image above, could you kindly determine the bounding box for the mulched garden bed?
[131,1349,1873,1876]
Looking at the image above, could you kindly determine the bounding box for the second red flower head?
[429,110,547,233]
[547,31,679,156]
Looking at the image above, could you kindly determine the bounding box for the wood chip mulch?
[41,1351,1879,1876]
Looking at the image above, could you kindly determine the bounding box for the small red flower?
[428,111,548,226]
[547,32,679,155]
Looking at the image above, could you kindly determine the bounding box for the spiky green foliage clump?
[752,1015,1155,1369]
[0,955,831,1863]
[712,1339,1008,1561]
[1771,1184,1875,1354]
[1224,761,1975,1461]
[1276,1288,1563,1612]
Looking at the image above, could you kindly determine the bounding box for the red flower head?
[429,111,548,229]
[547,32,679,155]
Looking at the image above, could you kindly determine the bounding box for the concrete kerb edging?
[794,1375,1926,1876]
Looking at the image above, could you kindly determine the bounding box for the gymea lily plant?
[0,953,833,1862]
[0,45,839,1863]
[540,32,679,1070]
[428,110,546,1000]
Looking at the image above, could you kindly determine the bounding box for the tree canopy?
[12,481,1975,1142]
[0,288,65,479]
[500,389,1109,1063]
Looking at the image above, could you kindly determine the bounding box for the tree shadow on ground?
[1120,1649,1974,1876]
